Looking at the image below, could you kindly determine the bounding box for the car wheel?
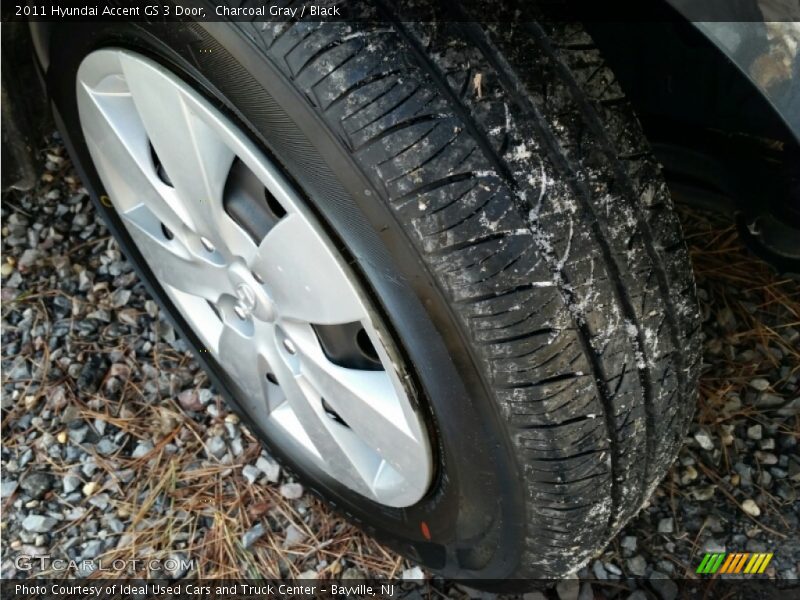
[45,19,701,583]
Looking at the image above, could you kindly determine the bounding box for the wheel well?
[587,16,800,270]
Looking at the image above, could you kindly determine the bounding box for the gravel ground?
[1,134,798,597]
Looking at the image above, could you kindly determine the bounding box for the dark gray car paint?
[668,1,800,143]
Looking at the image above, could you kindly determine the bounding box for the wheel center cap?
[228,262,274,322]
[235,283,257,314]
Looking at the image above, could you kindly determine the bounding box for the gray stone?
[18,249,40,269]
[131,440,154,459]
[649,573,678,600]
[95,438,117,456]
[20,545,48,557]
[789,457,800,481]
[8,357,31,380]
[777,397,800,417]
[759,470,772,487]
[279,482,303,500]
[283,524,307,548]
[621,536,638,552]
[19,448,33,468]
[198,389,214,406]
[703,515,724,533]
[177,389,203,412]
[755,393,784,408]
[242,465,260,485]
[1,560,17,579]
[230,438,243,457]
[107,518,125,534]
[734,462,753,485]
[1,481,18,498]
[68,427,88,445]
[111,289,131,308]
[22,515,57,533]
[63,475,81,494]
[164,553,189,578]
[242,523,265,549]
[78,270,92,291]
[117,309,138,326]
[88,494,109,510]
[657,561,675,575]
[694,430,714,451]
[577,584,594,600]
[80,460,97,478]
[145,300,159,318]
[402,567,425,581]
[65,507,86,520]
[86,309,111,322]
[556,578,580,600]
[770,466,787,479]
[755,451,778,465]
[747,424,763,440]
[749,378,770,391]
[627,555,648,577]
[341,568,366,580]
[702,539,726,553]
[692,485,716,501]
[205,436,227,459]
[722,396,742,416]
[256,455,281,483]
[82,540,103,559]
[116,469,135,483]
[657,518,674,533]
[592,560,608,579]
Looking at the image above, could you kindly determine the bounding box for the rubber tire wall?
[43,11,701,585]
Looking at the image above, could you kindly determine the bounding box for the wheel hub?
[234,284,256,314]
[76,48,433,508]
[228,261,273,322]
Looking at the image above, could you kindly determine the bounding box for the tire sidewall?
[44,20,526,578]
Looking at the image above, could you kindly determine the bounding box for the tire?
[43,16,701,583]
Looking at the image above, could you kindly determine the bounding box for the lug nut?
[283,338,297,355]
[200,237,215,253]
[233,303,248,320]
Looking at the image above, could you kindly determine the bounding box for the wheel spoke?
[296,341,425,481]
[117,52,240,253]
[267,343,375,496]
[255,213,365,324]
[122,207,228,302]
[78,85,193,240]
[215,321,271,425]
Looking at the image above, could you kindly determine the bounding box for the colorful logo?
[696,552,773,575]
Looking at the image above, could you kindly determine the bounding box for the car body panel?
[664,0,799,143]
[694,20,800,144]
